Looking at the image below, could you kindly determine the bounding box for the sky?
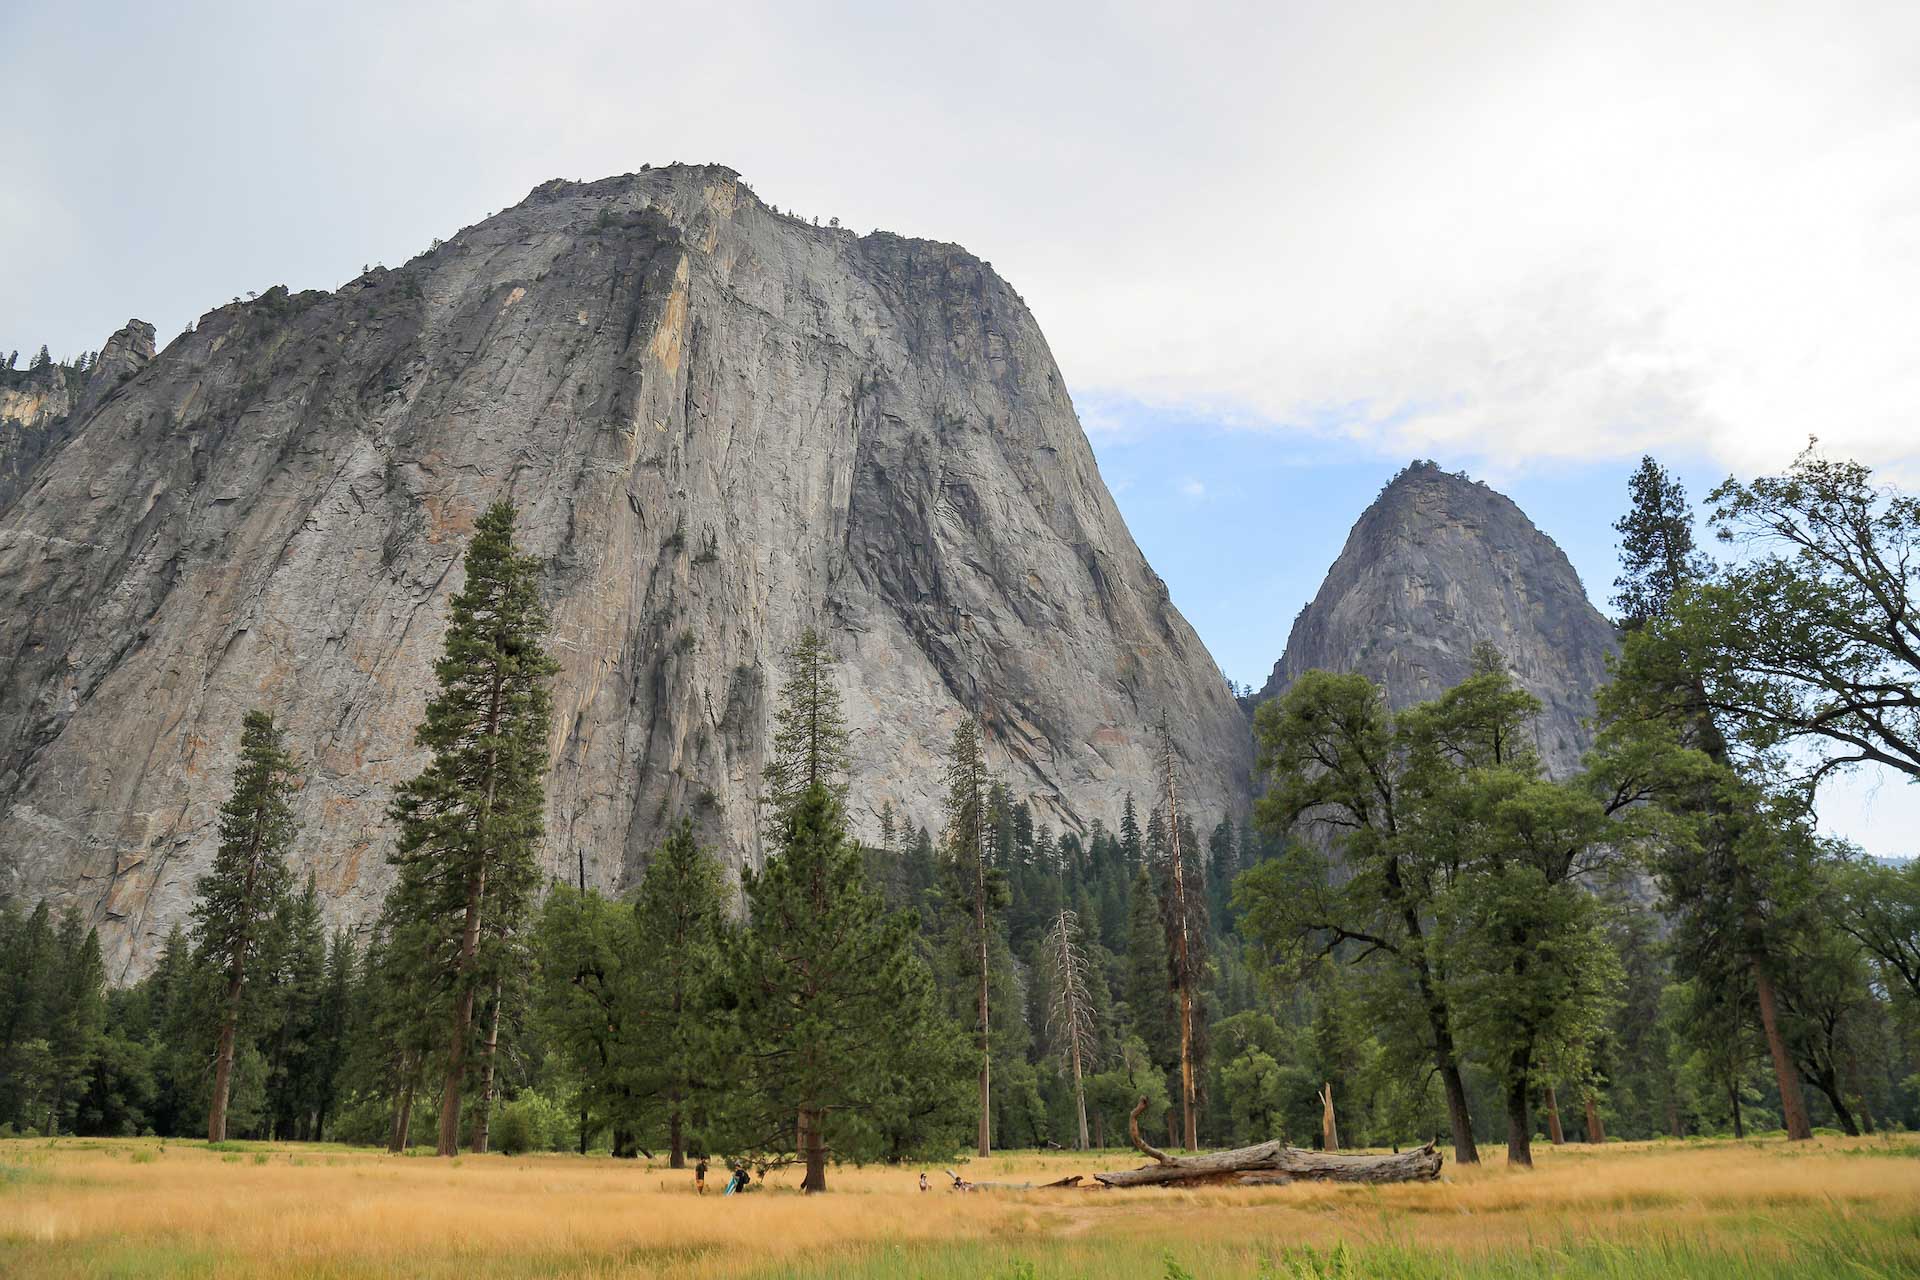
[4,0,1918,852]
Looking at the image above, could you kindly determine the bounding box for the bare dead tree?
[1043,908,1097,1150]
[1157,711,1201,1151]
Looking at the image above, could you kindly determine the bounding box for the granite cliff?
[0,321,155,518]
[0,166,1250,977]
[1257,461,1618,775]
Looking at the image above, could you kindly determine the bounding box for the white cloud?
[1178,478,1207,499]
[6,1,1920,478]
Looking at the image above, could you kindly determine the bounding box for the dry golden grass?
[2,1133,1917,1277]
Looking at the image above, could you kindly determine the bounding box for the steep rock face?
[0,166,1249,976]
[1257,462,1618,775]
[0,321,155,518]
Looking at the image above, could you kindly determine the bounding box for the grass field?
[2,1133,1917,1277]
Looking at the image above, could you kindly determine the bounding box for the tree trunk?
[1728,1081,1743,1138]
[1098,1097,1443,1187]
[1583,1091,1606,1143]
[1410,920,1477,1164]
[1320,1082,1339,1152]
[669,1095,685,1169]
[392,1074,417,1153]
[1164,735,1198,1153]
[436,859,488,1157]
[1070,1039,1089,1151]
[1751,960,1812,1140]
[438,671,508,1158]
[799,1107,827,1192]
[207,967,245,1143]
[1093,1111,1105,1149]
[1807,1070,1860,1135]
[976,880,991,1158]
[1684,689,1811,1144]
[1438,1056,1478,1165]
[387,1083,406,1152]
[207,817,267,1145]
[1504,1060,1533,1168]
[1544,1085,1565,1145]
[470,983,504,1154]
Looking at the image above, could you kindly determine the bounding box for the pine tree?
[1613,456,1711,629]
[729,783,951,1191]
[0,900,58,1129]
[263,875,327,1139]
[387,500,558,1156]
[1207,819,1238,935]
[1601,457,1815,1141]
[309,929,357,1139]
[1122,867,1178,1080]
[356,909,440,1152]
[530,886,642,1151]
[144,924,204,1137]
[942,715,1003,1157]
[45,913,106,1135]
[629,818,726,1167]
[1119,793,1143,869]
[192,709,299,1142]
[762,626,851,833]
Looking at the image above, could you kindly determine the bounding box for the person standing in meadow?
[695,1158,708,1194]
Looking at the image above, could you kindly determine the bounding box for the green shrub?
[493,1105,536,1156]
[329,1095,393,1148]
[493,1091,570,1155]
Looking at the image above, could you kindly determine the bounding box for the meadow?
[2,1133,1917,1278]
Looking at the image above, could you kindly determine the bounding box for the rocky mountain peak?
[1257,460,1618,776]
[0,319,156,519]
[0,167,1250,976]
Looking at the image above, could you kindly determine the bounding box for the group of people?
[692,1159,752,1196]
[692,1161,970,1195]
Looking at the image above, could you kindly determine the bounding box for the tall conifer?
[761,626,851,833]
[192,709,299,1142]
[942,715,1003,1156]
[1602,457,1815,1141]
[730,782,944,1191]
[387,500,557,1156]
[630,818,726,1167]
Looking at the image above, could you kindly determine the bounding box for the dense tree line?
[0,343,99,394]
[3,452,1916,1178]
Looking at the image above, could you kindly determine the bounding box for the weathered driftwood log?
[1093,1097,1443,1188]
[965,1175,1085,1191]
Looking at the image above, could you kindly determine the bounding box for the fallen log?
[961,1175,1085,1191]
[1093,1097,1443,1188]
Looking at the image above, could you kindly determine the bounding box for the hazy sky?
[5,1,1918,851]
